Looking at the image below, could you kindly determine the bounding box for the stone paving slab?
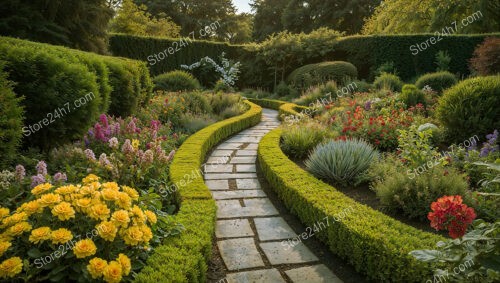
[236,179,261,189]
[236,150,257,156]
[245,143,259,150]
[230,156,257,164]
[236,164,256,173]
[254,217,298,241]
[226,269,286,283]
[226,136,261,143]
[212,149,235,157]
[218,142,244,150]
[216,219,254,238]
[212,190,266,200]
[218,238,265,270]
[216,199,279,218]
[206,156,230,164]
[205,180,229,190]
[204,173,258,180]
[204,164,234,173]
[260,242,318,265]
[285,265,343,283]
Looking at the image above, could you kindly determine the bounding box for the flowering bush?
[181,52,241,86]
[428,195,476,238]
[0,175,164,282]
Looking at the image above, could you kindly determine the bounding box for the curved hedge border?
[258,129,445,282]
[247,98,307,120]
[134,100,262,282]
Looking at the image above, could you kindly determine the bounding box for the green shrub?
[373,72,404,91]
[436,75,500,143]
[400,84,427,108]
[219,103,247,119]
[373,61,398,77]
[209,93,241,115]
[370,157,469,220]
[435,50,451,72]
[105,60,139,117]
[281,122,326,159]
[213,79,232,93]
[293,81,338,106]
[346,79,372,93]
[0,64,24,168]
[179,92,211,115]
[415,71,458,94]
[275,81,298,97]
[287,61,358,90]
[153,71,201,92]
[180,113,217,134]
[306,138,379,186]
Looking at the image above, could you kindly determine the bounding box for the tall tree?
[251,0,289,41]
[223,13,254,44]
[0,0,114,54]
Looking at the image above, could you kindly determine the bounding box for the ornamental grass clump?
[305,138,379,186]
[0,175,160,282]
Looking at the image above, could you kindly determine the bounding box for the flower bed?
[257,128,445,282]
[133,100,262,282]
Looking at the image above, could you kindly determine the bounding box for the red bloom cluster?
[428,195,476,239]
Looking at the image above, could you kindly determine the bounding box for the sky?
[233,0,253,14]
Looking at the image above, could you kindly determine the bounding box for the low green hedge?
[258,129,445,282]
[247,98,307,120]
[134,100,262,282]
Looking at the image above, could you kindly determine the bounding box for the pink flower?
[36,161,47,176]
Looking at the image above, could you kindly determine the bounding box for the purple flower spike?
[36,161,48,176]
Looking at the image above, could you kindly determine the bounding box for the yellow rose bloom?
[101,189,119,201]
[123,226,144,246]
[18,200,43,216]
[74,198,93,213]
[51,202,76,221]
[29,227,52,244]
[121,186,139,200]
[140,225,153,243]
[96,221,117,242]
[0,257,23,279]
[103,261,122,283]
[130,206,146,223]
[1,212,28,227]
[73,239,97,259]
[82,174,99,184]
[0,208,9,219]
[55,185,76,195]
[88,181,101,191]
[117,254,131,276]
[51,228,73,244]
[7,222,32,237]
[144,210,157,224]
[89,203,110,221]
[115,193,132,209]
[102,182,120,191]
[111,210,130,227]
[38,193,62,208]
[131,139,140,150]
[0,242,11,257]
[31,183,53,195]
[87,257,108,279]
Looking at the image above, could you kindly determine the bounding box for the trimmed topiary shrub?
[306,138,379,186]
[415,71,458,94]
[287,61,358,90]
[153,70,201,92]
[0,63,24,168]
[373,72,404,91]
[400,84,427,107]
[436,75,500,143]
[470,37,500,76]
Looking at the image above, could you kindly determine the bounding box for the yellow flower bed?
[0,174,157,282]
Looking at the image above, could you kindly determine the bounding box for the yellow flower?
[140,225,153,243]
[38,193,62,208]
[0,208,9,219]
[131,139,140,150]
[31,183,53,195]
[1,212,28,227]
[73,239,97,259]
[89,203,110,221]
[111,210,130,227]
[55,185,76,195]
[7,222,31,237]
[130,205,146,223]
[103,261,122,283]
[123,226,143,246]
[18,201,43,216]
[101,189,119,201]
[88,181,101,191]
[87,257,108,279]
[117,254,131,276]
[29,227,52,244]
[51,228,73,245]
[0,242,11,257]
[144,210,157,224]
[74,198,93,213]
[115,193,132,209]
[121,186,139,200]
[96,221,117,242]
[102,182,120,191]
[0,257,23,279]
[51,202,75,221]
[82,174,99,184]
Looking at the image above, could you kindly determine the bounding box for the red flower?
[427,195,476,238]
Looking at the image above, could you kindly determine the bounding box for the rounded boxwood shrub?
[373,72,404,92]
[153,70,201,92]
[306,138,379,186]
[0,64,24,168]
[436,75,500,143]
[400,84,427,108]
[415,71,458,94]
[287,61,358,90]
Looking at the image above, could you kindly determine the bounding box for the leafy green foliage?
[400,84,427,107]
[281,122,326,159]
[436,75,500,143]
[287,61,357,90]
[153,71,201,92]
[293,81,338,106]
[435,50,451,72]
[415,71,458,94]
[373,73,404,91]
[251,0,289,41]
[306,138,378,185]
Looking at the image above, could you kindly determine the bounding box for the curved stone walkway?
[203,109,343,283]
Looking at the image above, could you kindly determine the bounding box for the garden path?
[203,108,342,283]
